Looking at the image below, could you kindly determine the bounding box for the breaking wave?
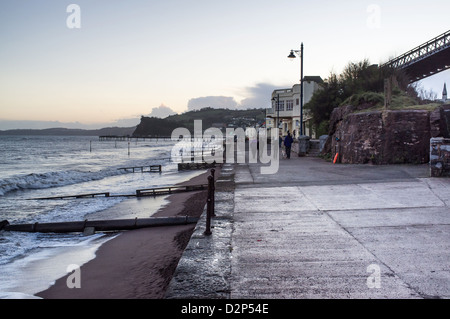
[0,169,126,196]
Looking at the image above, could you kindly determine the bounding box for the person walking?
[284,131,294,159]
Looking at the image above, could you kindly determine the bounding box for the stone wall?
[324,104,450,165]
[430,105,450,138]
[430,137,450,177]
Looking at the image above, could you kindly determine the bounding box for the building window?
[286,100,293,111]
[276,101,285,111]
[296,98,300,106]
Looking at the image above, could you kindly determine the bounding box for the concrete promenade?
[166,155,450,299]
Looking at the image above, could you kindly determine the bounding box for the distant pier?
[99,136,172,141]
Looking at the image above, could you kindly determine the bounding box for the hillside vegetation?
[343,90,440,114]
[304,59,441,136]
[133,107,266,136]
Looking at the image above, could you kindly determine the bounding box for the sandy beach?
[36,168,218,299]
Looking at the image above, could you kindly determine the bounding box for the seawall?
[325,104,450,165]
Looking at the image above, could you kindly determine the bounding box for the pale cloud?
[187,83,281,111]
[148,104,177,118]
[187,96,239,111]
[239,83,280,109]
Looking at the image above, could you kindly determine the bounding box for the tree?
[304,71,344,134]
[340,59,385,96]
[305,59,392,135]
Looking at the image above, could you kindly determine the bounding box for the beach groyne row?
[3,169,218,235]
[29,183,209,200]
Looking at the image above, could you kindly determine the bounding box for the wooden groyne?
[118,165,162,173]
[31,192,111,200]
[136,184,208,197]
[178,162,217,171]
[0,217,199,234]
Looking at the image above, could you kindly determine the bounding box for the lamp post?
[288,43,304,137]
[271,94,280,134]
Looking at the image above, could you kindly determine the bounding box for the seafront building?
[266,76,323,138]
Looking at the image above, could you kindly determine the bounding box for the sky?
[0,0,449,129]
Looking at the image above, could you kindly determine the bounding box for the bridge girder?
[382,30,450,83]
[402,47,450,83]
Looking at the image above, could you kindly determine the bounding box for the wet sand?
[36,169,217,299]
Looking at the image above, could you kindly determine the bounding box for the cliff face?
[132,117,181,137]
[325,104,450,165]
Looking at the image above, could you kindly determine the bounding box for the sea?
[0,135,210,299]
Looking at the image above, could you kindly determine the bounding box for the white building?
[266,76,323,138]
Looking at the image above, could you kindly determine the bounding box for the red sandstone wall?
[327,107,434,164]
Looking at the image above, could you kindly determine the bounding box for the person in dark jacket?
[284,132,294,159]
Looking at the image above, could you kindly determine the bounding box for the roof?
[303,76,323,83]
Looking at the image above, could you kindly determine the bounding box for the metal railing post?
[210,169,216,217]
[204,175,213,236]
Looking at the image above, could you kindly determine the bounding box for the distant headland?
[0,126,137,136]
[0,108,266,137]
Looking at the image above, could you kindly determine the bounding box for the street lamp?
[288,43,304,137]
